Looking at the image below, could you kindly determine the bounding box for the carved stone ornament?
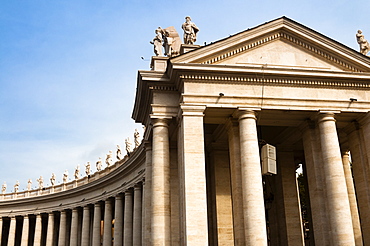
[356,30,370,55]
[182,16,199,45]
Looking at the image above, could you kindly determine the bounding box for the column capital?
[225,117,239,131]
[317,111,338,123]
[151,118,170,128]
[134,183,142,190]
[180,105,206,117]
[234,108,258,121]
[125,189,133,195]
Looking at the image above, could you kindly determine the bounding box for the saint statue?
[85,162,91,176]
[106,151,113,167]
[63,170,69,183]
[37,176,44,189]
[74,165,80,180]
[356,30,370,55]
[116,145,122,161]
[150,27,164,56]
[50,173,56,186]
[134,129,140,148]
[96,157,102,172]
[125,138,132,155]
[14,181,20,193]
[2,182,6,194]
[182,16,199,45]
[27,179,32,191]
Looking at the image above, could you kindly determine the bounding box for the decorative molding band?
[179,74,370,89]
[200,31,360,72]
[149,85,176,91]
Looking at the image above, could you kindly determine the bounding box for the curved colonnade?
[0,144,148,246]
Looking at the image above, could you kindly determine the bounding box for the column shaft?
[302,125,331,245]
[81,206,90,246]
[7,217,16,246]
[70,208,79,246]
[342,151,363,245]
[238,110,267,245]
[318,113,355,245]
[46,213,54,246]
[133,184,142,245]
[58,211,67,246]
[113,195,123,246]
[124,190,133,246]
[178,105,208,245]
[103,200,112,246]
[21,216,29,246]
[33,214,42,246]
[0,218,2,246]
[226,119,245,245]
[143,142,152,245]
[92,203,102,246]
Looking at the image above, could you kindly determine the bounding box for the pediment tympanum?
[171,17,370,73]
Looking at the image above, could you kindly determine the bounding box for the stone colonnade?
[0,183,144,246]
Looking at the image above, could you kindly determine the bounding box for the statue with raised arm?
[134,129,140,148]
[50,173,56,186]
[162,26,181,57]
[27,179,32,191]
[85,162,91,176]
[14,181,20,193]
[37,176,44,189]
[150,27,164,56]
[74,165,80,180]
[116,145,122,161]
[356,30,370,55]
[106,151,113,167]
[96,157,102,171]
[182,16,199,45]
[125,138,132,155]
[2,182,6,194]
[63,170,68,183]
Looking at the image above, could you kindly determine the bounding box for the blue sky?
[1,0,369,191]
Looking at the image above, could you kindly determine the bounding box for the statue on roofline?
[14,181,20,193]
[356,30,370,55]
[150,27,164,56]
[2,182,6,194]
[63,170,68,183]
[37,176,44,189]
[96,157,102,172]
[50,173,56,186]
[27,179,32,191]
[85,162,91,176]
[106,151,113,167]
[117,145,122,161]
[182,16,199,45]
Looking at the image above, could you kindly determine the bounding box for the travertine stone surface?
[7,217,16,246]
[113,195,123,246]
[302,125,331,245]
[226,119,245,245]
[342,151,363,246]
[21,216,29,246]
[318,113,355,245]
[46,213,55,246]
[143,142,152,245]
[237,109,267,245]
[133,184,142,245]
[178,105,208,245]
[70,208,79,246]
[81,206,90,246]
[103,200,113,246]
[34,214,42,246]
[124,190,133,246]
[92,203,101,246]
[151,118,171,245]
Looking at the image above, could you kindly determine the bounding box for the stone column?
[33,214,42,246]
[276,151,304,245]
[81,206,90,246]
[7,217,16,246]
[302,123,330,245]
[143,141,152,245]
[0,217,2,245]
[113,195,123,246]
[92,203,102,246]
[124,190,133,246]
[21,215,29,246]
[226,119,245,245]
[103,199,112,246]
[317,112,355,245]
[133,184,142,245]
[237,109,267,245]
[347,121,370,244]
[342,150,363,245]
[70,208,79,246]
[178,105,208,245]
[58,211,67,246]
[151,117,171,245]
[46,212,55,246]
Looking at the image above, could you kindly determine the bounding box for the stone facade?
[1,17,370,245]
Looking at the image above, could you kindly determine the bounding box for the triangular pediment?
[171,17,370,73]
